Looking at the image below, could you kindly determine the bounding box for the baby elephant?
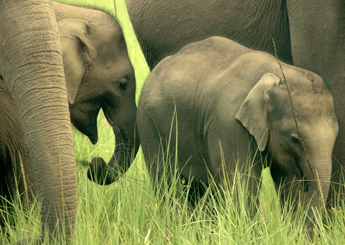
[137,36,338,223]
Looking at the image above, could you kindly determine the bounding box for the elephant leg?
[286,0,345,207]
[146,136,177,197]
[207,138,262,215]
[138,113,178,200]
[0,155,12,228]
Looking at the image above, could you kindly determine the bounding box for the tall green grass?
[1,0,345,244]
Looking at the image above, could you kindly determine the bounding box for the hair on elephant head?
[53,2,140,185]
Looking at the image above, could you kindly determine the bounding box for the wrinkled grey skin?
[0,0,77,243]
[0,0,138,214]
[126,0,292,69]
[53,2,139,185]
[137,37,338,225]
[0,2,139,228]
[0,78,36,227]
[126,0,345,204]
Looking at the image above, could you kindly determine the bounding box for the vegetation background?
[1,0,344,244]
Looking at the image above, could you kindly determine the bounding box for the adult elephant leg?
[287,0,345,206]
[0,0,77,242]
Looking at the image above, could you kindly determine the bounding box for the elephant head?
[56,13,139,185]
[236,71,338,224]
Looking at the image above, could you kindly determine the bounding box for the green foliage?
[1,1,344,244]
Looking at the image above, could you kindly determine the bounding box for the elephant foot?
[87,157,120,185]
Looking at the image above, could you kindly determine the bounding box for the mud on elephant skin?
[53,2,140,184]
[137,37,338,226]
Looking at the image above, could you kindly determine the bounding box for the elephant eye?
[119,81,128,90]
[291,134,301,145]
[114,78,128,91]
[116,78,128,91]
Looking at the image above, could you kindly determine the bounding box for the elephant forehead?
[291,91,336,120]
[268,80,335,120]
[268,93,337,131]
[298,120,339,154]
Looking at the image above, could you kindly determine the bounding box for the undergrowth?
[1,0,344,244]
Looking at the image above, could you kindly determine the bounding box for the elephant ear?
[235,73,280,151]
[58,19,97,104]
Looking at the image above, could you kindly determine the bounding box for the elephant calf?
[137,36,338,224]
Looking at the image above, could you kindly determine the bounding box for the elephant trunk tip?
[87,157,120,185]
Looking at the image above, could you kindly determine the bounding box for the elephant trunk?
[87,122,140,185]
[1,0,78,243]
[303,154,332,227]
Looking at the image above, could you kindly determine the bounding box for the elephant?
[137,36,339,226]
[0,0,77,243]
[1,0,138,242]
[124,0,345,205]
[0,2,139,236]
[52,2,140,185]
